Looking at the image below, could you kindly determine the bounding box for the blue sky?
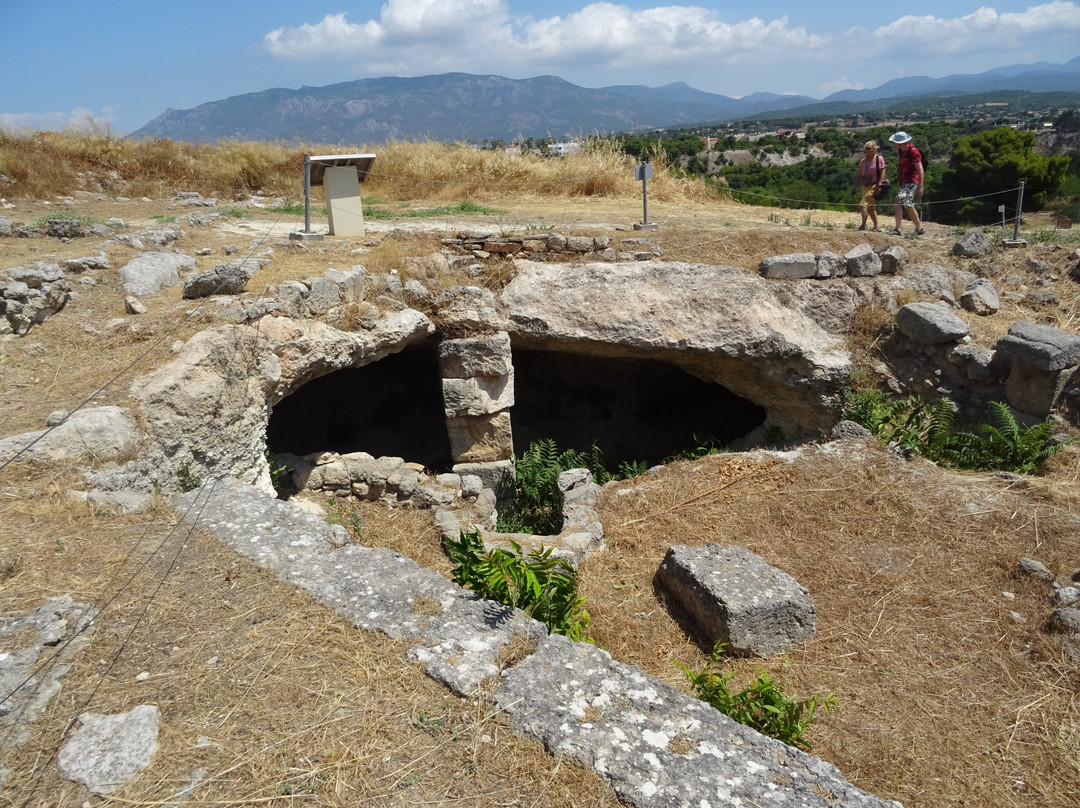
[3,0,1079,135]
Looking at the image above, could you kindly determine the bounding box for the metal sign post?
[291,154,323,242]
[633,162,658,231]
[1004,181,1027,247]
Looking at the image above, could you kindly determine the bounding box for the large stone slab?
[496,635,900,808]
[895,302,970,345]
[498,261,850,440]
[657,544,815,657]
[0,406,139,464]
[118,252,196,297]
[172,481,545,694]
[56,705,161,794]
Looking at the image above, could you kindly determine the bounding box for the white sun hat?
[888,131,913,144]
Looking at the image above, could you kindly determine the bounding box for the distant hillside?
[130,58,1080,145]
[132,74,800,145]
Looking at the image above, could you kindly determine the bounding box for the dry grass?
[0,466,621,808]
[2,134,1080,807]
[580,448,1080,807]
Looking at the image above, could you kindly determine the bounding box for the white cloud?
[871,2,1080,56]
[262,2,1080,80]
[819,77,866,95]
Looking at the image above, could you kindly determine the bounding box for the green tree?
[936,127,1069,223]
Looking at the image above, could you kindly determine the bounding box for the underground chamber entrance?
[510,350,766,467]
[266,344,454,471]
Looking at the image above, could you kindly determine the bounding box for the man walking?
[888,131,925,235]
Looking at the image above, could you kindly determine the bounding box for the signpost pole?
[633,162,658,231]
[1004,180,1028,247]
[303,154,312,234]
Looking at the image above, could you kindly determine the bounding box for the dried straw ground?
[1,174,1079,808]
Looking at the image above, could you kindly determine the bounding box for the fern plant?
[444,529,591,641]
[978,401,1070,473]
[499,439,612,534]
[841,389,1073,474]
[677,645,835,751]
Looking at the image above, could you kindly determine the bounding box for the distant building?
[552,139,581,157]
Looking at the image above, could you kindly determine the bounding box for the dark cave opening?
[266,344,454,471]
[510,350,766,467]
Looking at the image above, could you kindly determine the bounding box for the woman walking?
[851,141,885,231]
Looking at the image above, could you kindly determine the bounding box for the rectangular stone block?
[657,543,815,657]
[447,411,513,463]
[438,332,512,378]
[442,369,514,417]
[758,252,817,279]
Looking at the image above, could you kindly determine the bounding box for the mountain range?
[130,56,1080,145]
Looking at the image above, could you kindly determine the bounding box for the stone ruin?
[4,219,1080,806]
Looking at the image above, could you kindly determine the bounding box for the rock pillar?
[439,332,515,463]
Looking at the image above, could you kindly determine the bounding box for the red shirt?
[899,146,923,185]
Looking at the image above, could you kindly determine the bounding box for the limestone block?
[815,251,845,278]
[326,267,367,302]
[758,253,816,279]
[1004,362,1076,417]
[952,231,992,258]
[442,369,515,417]
[447,412,513,463]
[876,245,908,275]
[995,321,1080,371]
[0,406,139,464]
[545,233,567,252]
[435,285,501,331]
[320,459,353,488]
[947,344,997,383]
[275,281,308,318]
[895,301,969,345]
[845,243,882,277]
[438,332,513,378]
[7,263,64,286]
[119,251,195,297]
[182,259,263,299]
[452,460,514,493]
[565,236,594,253]
[657,544,816,657]
[305,276,342,315]
[960,279,1000,315]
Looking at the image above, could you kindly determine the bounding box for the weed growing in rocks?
[176,460,203,492]
[841,389,1074,473]
[445,529,591,642]
[677,644,836,751]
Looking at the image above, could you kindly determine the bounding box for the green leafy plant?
[219,207,252,219]
[677,432,724,460]
[176,460,203,492]
[444,529,591,642]
[977,401,1071,474]
[677,644,835,751]
[616,459,650,479]
[498,438,611,535]
[841,389,1074,473]
[150,214,177,224]
[265,449,288,497]
[29,210,96,228]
